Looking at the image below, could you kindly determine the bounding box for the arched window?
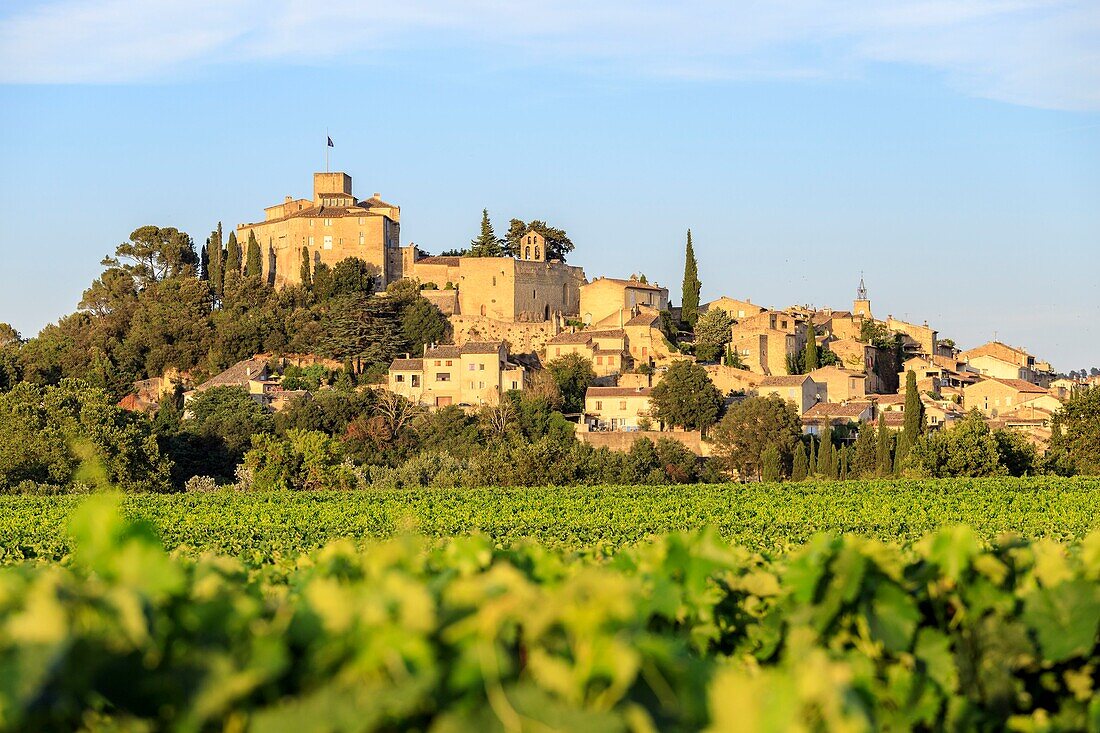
[524,246,530,259]
[534,246,540,259]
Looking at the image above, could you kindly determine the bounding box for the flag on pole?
[327,136,334,147]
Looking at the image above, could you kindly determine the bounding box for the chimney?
[373,192,381,199]
[285,195,292,203]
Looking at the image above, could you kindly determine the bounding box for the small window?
[468,363,476,371]
[395,374,405,383]
[445,360,452,366]
[596,400,603,411]
[323,236,332,250]
[359,232,365,245]
[411,375,420,387]
[324,218,332,226]
[479,363,485,371]
[436,373,451,382]
[308,236,314,246]
[619,401,626,410]
[309,220,314,228]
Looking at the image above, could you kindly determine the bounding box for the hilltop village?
[169,170,1091,456]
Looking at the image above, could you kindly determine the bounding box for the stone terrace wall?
[449,315,561,355]
[576,430,709,456]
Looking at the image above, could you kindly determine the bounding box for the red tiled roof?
[760,375,810,387]
[588,277,666,292]
[986,378,1048,393]
[803,401,873,419]
[390,358,424,370]
[417,256,461,266]
[586,386,652,398]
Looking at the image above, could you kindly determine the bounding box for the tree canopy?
[711,394,801,481]
[648,360,722,431]
[504,219,575,262]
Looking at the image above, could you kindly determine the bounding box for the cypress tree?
[875,413,894,476]
[761,445,781,483]
[300,247,312,287]
[199,243,209,281]
[808,438,818,475]
[681,229,701,326]
[245,231,262,278]
[208,223,225,300]
[851,422,877,478]
[225,231,242,275]
[839,446,850,480]
[804,322,819,372]
[819,425,837,479]
[792,441,809,481]
[896,370,925,465]
[469,209,504,257]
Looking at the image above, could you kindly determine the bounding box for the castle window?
[323,236,332,250]
[324,218,332,226]
[359,232,365,245]
[358,217,364,225]
[309,220,314,227]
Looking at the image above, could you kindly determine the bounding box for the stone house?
[401,234,585,322]
[545,329,630,377]
[386,341,525,408]
[801,400,876,437]
[701,297,766,320]
[580,276,669,327]
[960,341,1052,385]
[756,374,818,415]
[237,172,402,289]
[962,377,1056,417]
[730,311,807,376]
[807,366,867,403]
[584,386,654,431]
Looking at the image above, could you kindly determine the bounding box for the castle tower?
[519,228,547,262]
[853,275,872,318]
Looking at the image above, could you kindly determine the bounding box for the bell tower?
[519,228,547,262]
[853,274,872,319]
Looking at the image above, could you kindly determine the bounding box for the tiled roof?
[625,311,660,327]
[760,375,810,387]
[461,341,504,355]
[548,332,595,345]
[802,401,873,419]
[586,386,652,398]
[986,378,1048,393]
[873,394,906,405]
[424,345,462,359]
[390,358,424,370]
[423,342,503,358]
[197,358,269,390]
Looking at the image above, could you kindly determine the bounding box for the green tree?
[895,370,926,465]
[875,413,894,476]
[323,294,403,371]
[178,386,273,480]
[468,209,504,257]
[1046,388,1100,475]
[224,231,242,276]
[504,219,576,262]
[245,230,262,277]
[712,394,801,480]
[299,247,312,287]
[804,323,819,372]
[791,441,809,481]
[818,425,837,479]
[723,344,745,369]
[545,353,596,414]
[761,445,782,482]
[199,242,209,281]
[681,230,701,327]
[910,410,1004,478]
[649,360,722,431]
[208,223,225,301]
[329,257,377,297]
[851,422,877,478]
[993,429,1039,477]
[401,297,449,356]
[122,277,214,378]
[693,308,733,362]
[100,225,198,287]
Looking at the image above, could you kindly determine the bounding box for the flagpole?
[325,129,329,173]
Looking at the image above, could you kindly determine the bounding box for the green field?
[4,476,1098,562]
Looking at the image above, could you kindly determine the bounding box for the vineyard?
[2,477,1099,563]
[0,494,1098,731]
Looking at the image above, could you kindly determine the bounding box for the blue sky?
[1,1,1098,369]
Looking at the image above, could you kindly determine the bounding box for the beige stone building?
[755,374,819,415]
[401,236,584,322]
[703,364,763,396]
[960,341,1052,385]
[701,297,766,320]
[801,401,876,437]
[544,329,630,376]
[807,366,867,403]
[580,276,669,327]
[584,386,654,431]
[962,377,1056,418]
[236,172,402,289]
[730,311,807,376]
[386,342,525,408]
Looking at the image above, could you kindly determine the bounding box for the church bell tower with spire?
[853,274,873,319]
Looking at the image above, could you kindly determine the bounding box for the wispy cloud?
[2,0,1098,110]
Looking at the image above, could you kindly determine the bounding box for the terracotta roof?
[197,358,269,391]
[589,329,626,339]
[802,401,873,419]
[390,358,424,370]
[625,310,660,327]
[985,378,1048,394]
[461,341,504,355]
[961,340,1032,363]
[424,345,462,359]
[586,386,652,398]
[873,394,906,405]
[424,342,503,358]
[760,375,810,387]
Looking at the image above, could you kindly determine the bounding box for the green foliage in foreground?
[1,477,1098,563]
[1,496,1098,732]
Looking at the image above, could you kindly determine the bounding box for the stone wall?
[449,315,562,354]
[575,429,709,456]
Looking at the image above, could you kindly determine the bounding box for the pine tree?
[875,413,894,476]
[681,229,701,326]
[225,231,242,275]
[804,323,819,372]
[792,441,809,481]
[300,247,312,287]
[468,209,504,257]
